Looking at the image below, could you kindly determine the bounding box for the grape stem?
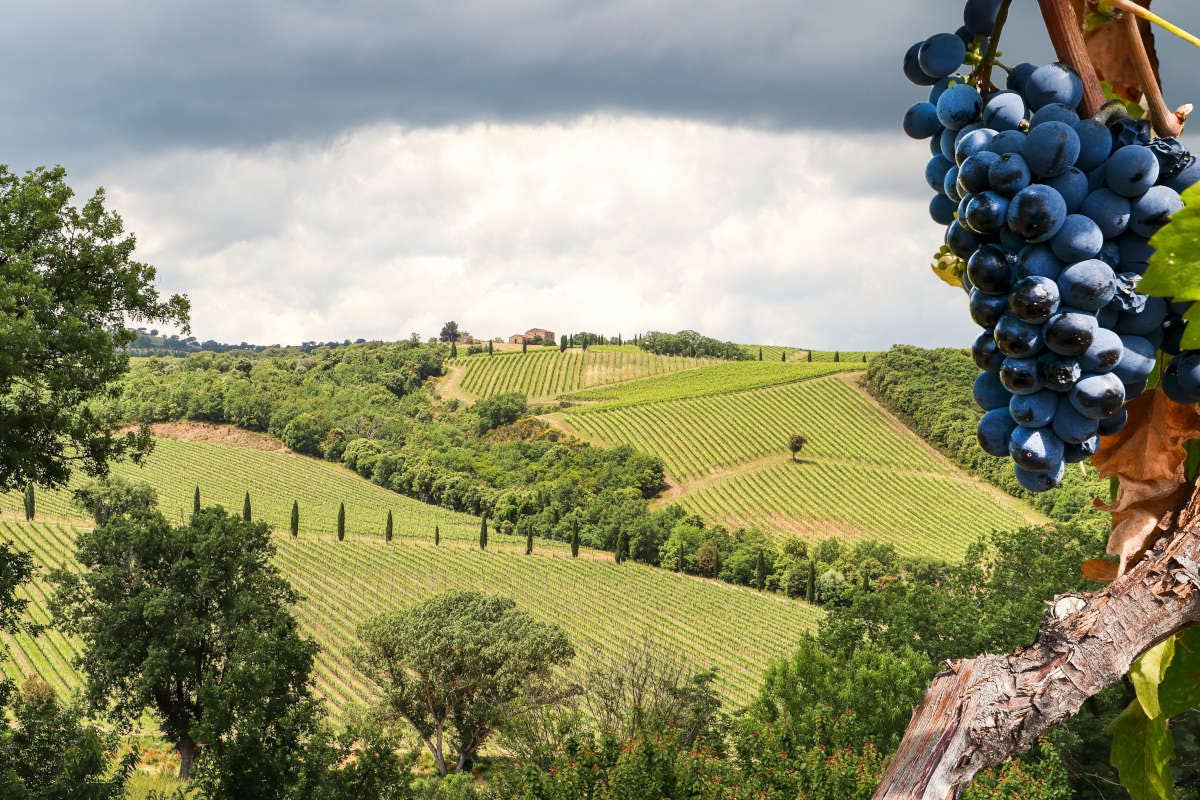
[974,0,1013,93]
[1113,3,1186,136]
[1036,0,1107,117]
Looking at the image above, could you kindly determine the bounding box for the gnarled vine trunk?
[872,481,1200,799]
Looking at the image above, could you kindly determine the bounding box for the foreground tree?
[0,166,188,493]
[352,591,574,775]
[50,481,320,782]
[787,434,808,462]
[439,321,459,343]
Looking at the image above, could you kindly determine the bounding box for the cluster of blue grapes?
[902,0,1200,491]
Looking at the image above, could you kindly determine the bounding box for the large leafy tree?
[0,165,189,493]
[50,479,319,785]
[353,591,574,775]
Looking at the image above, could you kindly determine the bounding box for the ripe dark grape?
[1024,121,1080,178]
[1036,353,1081,392]
[999,356,1041,395]
[966,245,1013,294]
[1009,389,1057,427]
[1007,184,1067,242]
[994,314,1044,357]
[1043,311,1096,356]
[1069,373,1125,419]
[977,407,1017,456]
[1009,426,1065,472]
[1057,259,1116,311]
[1009,276,1060,324]
[972,330,1004,371]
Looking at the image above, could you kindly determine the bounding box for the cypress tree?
[242,492,252,521]
[487,340,494,356]
[290,500,299,538]
[861,570,870,592]
[435,525,440,546]
[780,351,786,362]
[834,351,840,362]
[570,527,579,558]
[618,334,623,346]
[755,550,767,591]
[559,334,568,352]
[758,347,763,361]
[522,339,528,354]
[337,503,345,541]
[385,510,393,543]
[22,485,34,521]
[677,541,684,573]
[525,526,533,555]
[615,530,627,564]
[807,350,813,362]
[479,515,488,550]
[193,486,201,517]
[806,560,817,603]
[862,353,867,363]
[450,341,458,358]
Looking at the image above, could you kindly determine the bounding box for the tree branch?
[872,481,1200,799]
[1037,0,1107,116]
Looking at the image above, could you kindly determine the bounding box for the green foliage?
[636,330,749,360]
[352,591,574,775]
[474,393,527,435]
[1141,185,1200,345]
[439,322,459,344]
[0,165,188,493]
[50,486,319,780]
[866,346,1106,531]
[386,510,394,542]
[1109,700,1175,800]
[193,485,201,517]
[22,486,33,521]
[337,502,345,541]
[291,500,300,537]
[243,491,252,521]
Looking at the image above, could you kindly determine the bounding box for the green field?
[739,345,878,363]
[0,438,821,709]
[564,361,863,410]
[557,373,1038,557]
[450,347,716,402]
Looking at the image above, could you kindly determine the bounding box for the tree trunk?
[177,737,198,779]
[872,479,1200,799]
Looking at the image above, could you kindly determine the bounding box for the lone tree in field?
[51,479,319,781]
[787,434,808,462]
[439,321,459,343]
[780,351,786,362]
[434,525,440,546]
[524,523,534,555]
[352,591,573,775]
[559,334,568,352]
[385,510,393,542]
[0,166,188,495]
[479,514,488,550]
[807,350,812,362]
[521,339,528,354]
[290,500,299,537]
[22,486,34,521]
[242,492,251,521]
[450,341,458,359]
[615,529,627,564]
[337,503,346,541]
[570,527,580,558]
[192,486,200,518]
[758,347,763,361]
[487,340,494,356]
[833,351,840,362]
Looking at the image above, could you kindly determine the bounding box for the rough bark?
[871,482,1200,799]
[1037,0,1107,116]
[177,737,198,779]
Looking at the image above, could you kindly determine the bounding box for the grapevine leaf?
[1108,699,1176,800]
[1131,638,1176,720]
[1085,0,1158,105]
[1180,305,1200,350]
[1159,627,1200,717]
[1141,184,1200,300]
[1092,390,1200,569]
[1082,557,1119,583]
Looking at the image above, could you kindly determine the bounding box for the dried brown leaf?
[1082,558,1119,583]
[1077,0,1159,103]
[1092,390,1200,571]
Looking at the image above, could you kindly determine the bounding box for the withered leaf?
[1075,0,1159,103]
[1082,558,1119,583]
[1092,390,1200,571]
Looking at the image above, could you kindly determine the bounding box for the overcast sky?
[8,1,1200,347]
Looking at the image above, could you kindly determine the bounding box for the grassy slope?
[554,371,1040,559]
[0,438,820,709]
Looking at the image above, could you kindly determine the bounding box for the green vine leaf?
[1159,627,1200,717]
[1109,699,1176,800]
[1140,184,1200,301]
[1131,638,1176,720]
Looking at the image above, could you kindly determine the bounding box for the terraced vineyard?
[559,373,1038,558]
[564,361,862,410]
[0,518,821,709]
[0,436,480,542]
[739,345,878,363]
[450,347,715,402]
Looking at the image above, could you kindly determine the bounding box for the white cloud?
[96,115,977,349]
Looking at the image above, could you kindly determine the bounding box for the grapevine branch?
[871,480,1200,799]
[1037,0,1106,116]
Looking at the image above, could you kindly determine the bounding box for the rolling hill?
[0,433,821,709]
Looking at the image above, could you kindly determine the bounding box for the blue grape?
[1029,103,1079,128]
[1097,241,1120,270]
[904,42,938,86]
[1079,326,1122,373]
[919,33,968,79]
[970,288,1010,328]
[926,155,954,191]
[988,130,1027,158]
[1015,244,1064,280]
[930,76,964,105]
[1073,119,1113,171]
[1128,185,1183,238]
[955,128,997,165]
[937,84,982,130]
[1037,353,1082,392]
[1050,214,1103,262]
[1053,400,1099,443]
[966,244,1013,293]
[1024,121,1080,177]
[983,91,1027,132]
[1015,462,1065,490]
[1109,117,1151,150]
[964,0,1003,35]
[1007,62,1037,94]
[904,102,943,138]
[1009,389,1058,428]
[1106,145,1160,197]
[973,330,1005,371]
[988,153,1032,196]
[1166,159,1200,193]
[1116,235,1155,274]
[1009,275,1060,324]
[1115,296,1168,336]
[1069,373,1125,419]
[1098,406,1128,436]
[965,191,1009,233]
[944,166,962,202]
[1081,189,1131,238]
[1025,62,1083,110]
[994,314,1044,357]
[958,192,973,221]
[1064,436,1100,463]
[1009,426,1065,472]
[1057,259,1116,311]
[940,127,960,161]
[1044,310,1096,356]
[1007,184,1068,242]
[958,151,1001,195]
[974,371,1012,410]
[930,194,957,224]
[979,408,1018,456]
[1112,335,1157,386]
[1000,356,1042,395]
[946,220,982,260]
[1044,168,1089,213]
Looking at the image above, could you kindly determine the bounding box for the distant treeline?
[636,330,749,360]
